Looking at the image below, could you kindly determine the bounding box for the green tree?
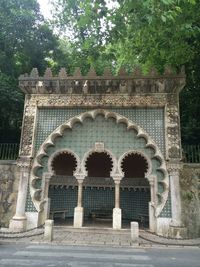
[0,0,61,142]
[52,0,200,144]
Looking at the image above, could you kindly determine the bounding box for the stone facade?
[7,67,189,237]
[0,161,19,227]
[180,164,200,238]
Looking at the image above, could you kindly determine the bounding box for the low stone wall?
[0,161,19,228]
[180,163,200,238]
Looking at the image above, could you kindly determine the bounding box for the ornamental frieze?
[28,94,169,107]
[20,115,35,156]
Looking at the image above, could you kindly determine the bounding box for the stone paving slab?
[1,227,200,247]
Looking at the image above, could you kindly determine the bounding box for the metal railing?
[182,144,200,163]
[0,143,19,160]
[0,142,199,163]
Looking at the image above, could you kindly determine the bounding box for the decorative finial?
[59,68,67,78]
[30,68,39,78]
[103,68,113,77]
[164,66,174,75]
[148,68,158,76]
[87,67,97,77]
[118,67,128,76]
[73,67,82,77]
[44,68,53,78]
[132,67,142,76]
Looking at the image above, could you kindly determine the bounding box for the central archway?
[120,152,151,228]
[83,151,115,227]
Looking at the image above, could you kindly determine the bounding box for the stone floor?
[1,226,200,247]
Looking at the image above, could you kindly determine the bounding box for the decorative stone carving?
[166,104,181,159]
[29,109,169,217]
[47,149,81,175]
[119,150,152,178]
[94,142,105,152]
[82,146,116,177]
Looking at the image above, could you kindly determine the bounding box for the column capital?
[43,172,52,181]
[17,156,32,170]
[74,172,86,181]
[146,175,156,185]
[167,162,183,174]
[112,171,123,182]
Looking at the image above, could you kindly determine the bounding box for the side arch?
[30,109,169,216]
[119,150,152,178]
[48,149,80,176]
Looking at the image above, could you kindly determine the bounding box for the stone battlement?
[19,67,185,95]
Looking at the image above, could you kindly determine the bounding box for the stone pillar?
[9,157,31,231]
[113,178,122,230]
[42,173,51,220]
[168,163,187,238]
[74,173,85,228]
[148,175,157,232]
[115,180,120,208]
[131,222,139,246]
[168,163,182,226]
[44,219,54,242]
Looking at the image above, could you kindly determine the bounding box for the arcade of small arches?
[43,148,152,229]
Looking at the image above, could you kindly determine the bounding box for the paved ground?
[1,226,200,247]
[0,243,200,267]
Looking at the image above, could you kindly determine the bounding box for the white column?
[148,175,157,232]
[168,164,182,226]
[42,173,51,220]
[115,180,120,208]
[77,181,83,208]
[74,173,85,228]
[113,179,122,230]
[9,157,31,231]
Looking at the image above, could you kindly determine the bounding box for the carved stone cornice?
[27,94,170,107]
[19,67,185,95]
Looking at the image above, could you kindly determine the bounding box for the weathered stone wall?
[180,164,200,238]
[0,161,19,228]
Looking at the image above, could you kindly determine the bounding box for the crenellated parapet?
[19,67,185,95]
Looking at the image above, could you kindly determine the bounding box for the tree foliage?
[0,0,199,144]
[52,0,200,144]
[0,0,61,142]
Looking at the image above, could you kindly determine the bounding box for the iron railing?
[0,143,19,160]
[0,143,199,163]
[182,144,200,163]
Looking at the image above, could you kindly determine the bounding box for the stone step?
[54,225,131,235]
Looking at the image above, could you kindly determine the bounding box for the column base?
[113,208,121,230]
[9,216,27,232]
[73,207,84,228]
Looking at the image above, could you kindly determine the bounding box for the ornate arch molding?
[48,149,80,176]
[119,150,152,178]
[30,109,169,214]
[81,146,118,178]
